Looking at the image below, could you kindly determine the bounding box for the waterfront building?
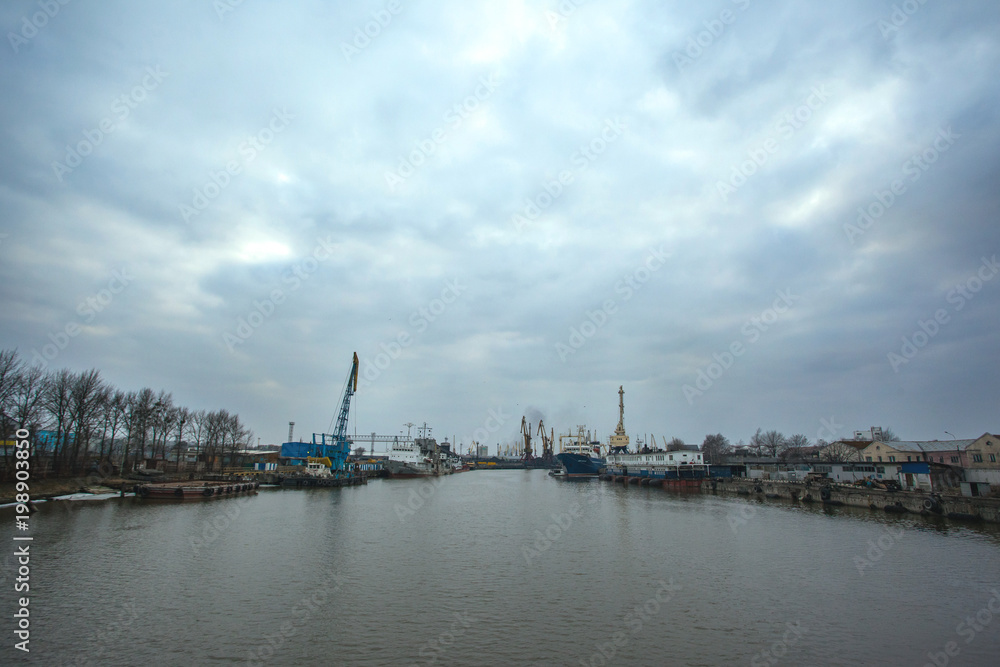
[859,439,975,465]
[962,433,1000,485]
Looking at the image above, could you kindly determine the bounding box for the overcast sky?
[2,0,998,452]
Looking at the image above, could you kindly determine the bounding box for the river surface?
[2,470,1000,666]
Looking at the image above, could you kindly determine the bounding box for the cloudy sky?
[2,0,998,452]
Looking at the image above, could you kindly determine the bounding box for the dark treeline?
[0,349,253,479]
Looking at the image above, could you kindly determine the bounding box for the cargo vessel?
[554,425,604,477]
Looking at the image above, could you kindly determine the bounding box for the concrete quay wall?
[701,477,1000,524]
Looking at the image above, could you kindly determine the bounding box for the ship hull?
[385,460,448,478]
[555,452,604,477]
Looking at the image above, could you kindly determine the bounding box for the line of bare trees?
[0,349,253,479]
[699,426,901,464]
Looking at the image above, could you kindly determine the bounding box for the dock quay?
[598,474,1000,523]
[702,477,1000,523]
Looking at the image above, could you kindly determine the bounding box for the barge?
[135,481,259,500]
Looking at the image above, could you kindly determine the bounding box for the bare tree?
[667,437,686,450]
[68,369,107,472]
[99,389,128,464]
[821,441,862,463]
[146,390,174,463]
[756,429,786,457]
[44,369,74,473]
[701,433,731,463]
[202,409,230,470]
[131,388,156,463]
[881,427,900,442]
[0,349,254,480]
[3,364,46,479]
[787,434,809,449]
[0,349,23,429]
[189,409,207,467]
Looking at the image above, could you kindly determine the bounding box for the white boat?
[385,425,450,478]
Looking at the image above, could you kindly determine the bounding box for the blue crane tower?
[280,352,359,472]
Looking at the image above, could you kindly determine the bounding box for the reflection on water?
[2,471,999,666]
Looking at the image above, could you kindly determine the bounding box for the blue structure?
[279,352,359,472]
[35,430,75,453]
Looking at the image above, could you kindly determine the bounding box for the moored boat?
[554,425,605,478]
[598,385,708,487]
[135,481,259,501]
[385,424,450,478]
[604,449,708,487]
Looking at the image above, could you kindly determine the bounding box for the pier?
[600,474,1000,523]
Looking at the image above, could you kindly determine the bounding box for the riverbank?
[701,477,1000,523]
[0,477,129,504]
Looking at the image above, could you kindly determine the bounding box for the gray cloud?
[2,0,999,449]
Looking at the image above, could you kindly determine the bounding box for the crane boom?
[312,352,359,472]
[334,352,359,443]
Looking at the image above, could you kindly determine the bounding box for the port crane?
[537,420,554,465]
[608,385,630,454]
[312,352,359,472]
[520,416,534,462]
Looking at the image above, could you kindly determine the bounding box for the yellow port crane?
[520,416,534,462]
[537,420,554,464]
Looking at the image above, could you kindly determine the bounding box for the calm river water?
[2,470,1000,666]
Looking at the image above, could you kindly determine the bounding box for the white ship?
[385,424,450,478]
